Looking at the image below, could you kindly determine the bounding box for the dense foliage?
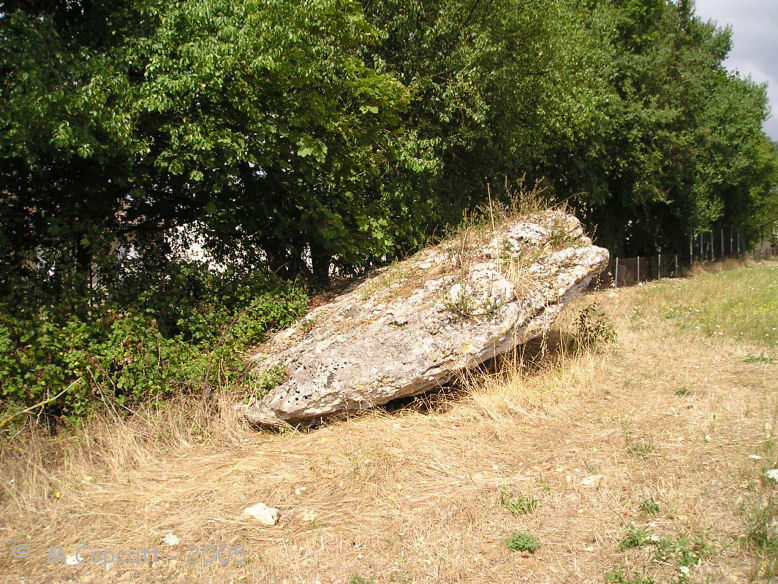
[1,0,777,420]
[0,264,307,423]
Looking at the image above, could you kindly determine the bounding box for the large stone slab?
[244,211,608,426]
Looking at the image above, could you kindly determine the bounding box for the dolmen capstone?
[244,210,608,427]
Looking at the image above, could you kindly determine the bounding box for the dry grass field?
[2,260,777,584]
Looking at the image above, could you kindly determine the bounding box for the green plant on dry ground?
[604,567,656,584]
[626,441,655,460]
[740,456,778,580]
[505,531,539,553]
[611,523,716,582]
[639,497,661,515]
[573,302,617,350]
[499,486,540,515]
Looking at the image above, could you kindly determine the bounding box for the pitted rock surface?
[244,211,608,426]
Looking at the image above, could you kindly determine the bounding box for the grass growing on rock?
[1,260,777,583]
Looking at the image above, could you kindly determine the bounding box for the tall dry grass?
[1,263,777,583]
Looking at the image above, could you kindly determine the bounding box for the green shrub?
[505,531,539,553]
[0,265,307,426]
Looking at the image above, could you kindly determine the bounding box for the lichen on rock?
[242,210,609,427]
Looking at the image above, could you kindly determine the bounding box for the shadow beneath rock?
[377,329,577,418]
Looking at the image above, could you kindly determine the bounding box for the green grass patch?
[639,498,661,515]
[741,469,778,581]
[627,442,655,459]
[499,486,540,515]
[640,264,778,347]
[620,524,654,550]
[612,524,716,583]
[604,567,655,584]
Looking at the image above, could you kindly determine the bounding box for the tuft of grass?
[604,567,656,584]
[505,531,539,553]
[741,465,778,579]
[627,442,655,459]
[639,498,661,515]
[613,527,714,582]
[744,495,778,553]
[573,302,617,350]
[499,486,540,515]
[744,355,777,364]
[349,577,375,584]
[620,524,654,550]
[674,386,690,396]
[655,533,711,568]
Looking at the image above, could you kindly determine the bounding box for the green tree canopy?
[1,0,776,296]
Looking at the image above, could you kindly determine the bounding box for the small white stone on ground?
[242,502,280,526]
[581,475,604,488]
[162,533,179,546]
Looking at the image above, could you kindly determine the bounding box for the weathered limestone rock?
[241,502,280,526]
[244,210,608,426]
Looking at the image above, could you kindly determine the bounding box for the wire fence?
[591,229,777,289]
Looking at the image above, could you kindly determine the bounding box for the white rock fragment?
[766,469,778,482]
[749,454,762,460]
[580,475,604,488]
[65,554,80,565]
[242,502,280,526]
[162,533,180,546]
[301,509,317,522]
